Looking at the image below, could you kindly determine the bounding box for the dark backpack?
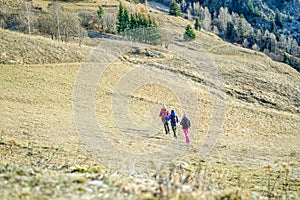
[181,118,188,127]
[171,116,176,124]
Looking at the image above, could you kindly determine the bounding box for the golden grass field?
[1,0,300,199]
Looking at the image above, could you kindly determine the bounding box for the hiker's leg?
[166,122,170,133]
[172,126,177,138]
[183,129,189,143]
[163,122,168,134]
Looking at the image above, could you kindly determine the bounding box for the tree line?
[0,1,161,45]
[0,1,82,42]
[117,2,161,44]
[168,0,300,70]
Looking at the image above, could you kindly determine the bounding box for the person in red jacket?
[159,104,170,134]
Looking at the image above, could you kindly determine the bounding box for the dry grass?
[0,29,92,64]
[0,0,23,9]
[1,0,300,199]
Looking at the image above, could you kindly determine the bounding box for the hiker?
[180,113,191,143]
[167,109,179,138]
[159,104,170,134]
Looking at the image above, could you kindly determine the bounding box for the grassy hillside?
[1,1,300,199]
[0,0,23,8]
[0,28,91,64]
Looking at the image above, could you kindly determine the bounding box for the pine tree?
[116,2,160,44]
[247,0,254,15]
[97,5,104,19]
[271,18,277,34]
[275,9,283,28]
[169,1,181,17]
[117,2,124,33]
[231,0,240,13]
[287,14,292,23]
[194,16,201,31]
[226,22,234,41]
[123,9,130,30]
[184,24,196,41]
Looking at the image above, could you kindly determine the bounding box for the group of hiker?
[159,104,191,143]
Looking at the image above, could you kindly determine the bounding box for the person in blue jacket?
[167,109,179,138]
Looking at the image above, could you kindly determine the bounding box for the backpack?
[171,116,176,124]
[181,118,188,127]
[181,117,191,128]
[160,109,168,119]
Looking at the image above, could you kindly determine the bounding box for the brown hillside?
[0,28,91,64]
[0,1,300,199]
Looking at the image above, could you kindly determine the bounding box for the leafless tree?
[99,12,117,34]
[202,7,211,31]
[38,3,81,41]
[217,7,231,34]
[17,0,35,34]
[49,2,62,41]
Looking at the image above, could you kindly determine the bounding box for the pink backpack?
[160,108,168,120]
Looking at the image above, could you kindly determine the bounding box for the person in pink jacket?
[159,104,170,134]
[180,113,191,143]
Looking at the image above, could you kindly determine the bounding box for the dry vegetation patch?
[0,29,91,64]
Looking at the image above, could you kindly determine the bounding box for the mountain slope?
[0,28,91,64]
[1,4,300,199]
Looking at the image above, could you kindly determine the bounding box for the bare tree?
[60,12,82,42]
[180,0,186,13]
[38,13,56,39]
[24,1,32,34]
[192,2,201,17]
[252,43,259,51]
[290,38,299,57]
[0,6,10,29]
[38,3,82,41]
[18,0,35,34]
[49,2,62,41]
[202,7,211,31]
[99,12,117,34]
[212,25,219,35]
[217,7,231,35]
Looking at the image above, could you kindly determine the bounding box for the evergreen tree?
[184,24,196,41]
[129,13,136,29]
[97,5,104,19]
[116,2,160,44]
[275,9,283,28]
[138,13,147,27]
[247,0,254,15]
[194,16,201,31]
[226,21,234,41]
[231,0,241,13]
[287,14,292,23]
[123,9,130,30]
[271,18,277,34]
[169,1,181,17]
[117,2,124,33]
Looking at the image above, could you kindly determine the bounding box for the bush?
[169,1,180,17]
[184,24,196,41]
